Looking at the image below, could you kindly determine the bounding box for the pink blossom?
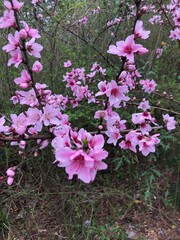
[41,105,60,126]
[138,99,151,111]
[7,177,14,185]
[4,0,24,11]
[88,149,108,182]
[107,35,148,62]
[16,89,38,107]
[139,134,160,156]
[139,79,157,94]
[119,131,137,153]
[149,134,160,145]
[6,168,16,177]
[64,60,72,68]
[22,21,41,38]
[26,107,43,131]
[71,98,78,108]
[56,149,94,183]
[26,38,43,58]
[105,80,129,107]
[87,92,95,104]
[14,70,31,89]
[90,62,106,75]
[0,116,9,133]
[169,28,180,41]
[88,134,104,150]
[107,117,127,132]
[132,111,152,125]
[6,166,17,185]
[94,110,108,120]
[105,127,122,146]
[2,31,20,52]
[134,20,150,39]
[140,122,152,134]
[163,114,176,131]
[136,43,150,56]
[11,113,28,135]
[53,130,108,183]
[19,29,27,39]
[79,16,88,25]
[52,135,71,150]
[28,127,38,135]
[0,10,16,29]
[124,62,136,71]
[173,16,180,27]
[10,95,19,104]
[7,48,23,68]
[139,138,155,156]
[96,81,108,96]
[32,61,43,73]
[74,85,88,101]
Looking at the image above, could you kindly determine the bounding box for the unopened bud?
[19,140,26,149]
[98,125,103,130]
[19,29,27,39]
[140,5,148,14]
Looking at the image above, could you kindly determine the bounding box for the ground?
[0,161,179,240]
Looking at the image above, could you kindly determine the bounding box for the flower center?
[111,88,118,96]
[74,155,84,164]
[124,45,133,54]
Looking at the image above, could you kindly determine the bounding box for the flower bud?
[19,29,27,39]
[6,169,15,177]
[98,125,103,130]
[19,140,26,149]
[140,5,148,14]
[7,177,14,186]
[32,61,43,73]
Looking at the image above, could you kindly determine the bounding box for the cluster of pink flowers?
[96,80,129,108]
[107,18,122,27]
[0,0,178,186]
[2,25,43,69]
[149,15,164,25]
[6,167,17,185]
[120,131,160,156]
[148,0,179,41]
[53,129,108,183]
[169,0,180,40]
